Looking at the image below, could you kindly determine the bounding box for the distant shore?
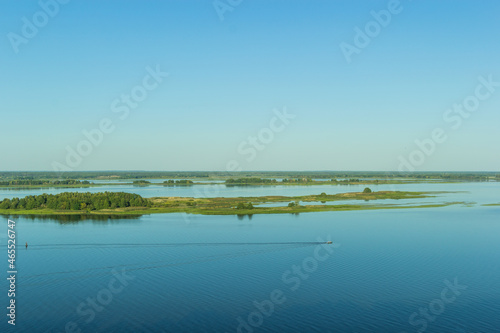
[0,178,496,189]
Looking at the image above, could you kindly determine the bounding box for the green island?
[225,177,414,186]
[0,179,93,188]
[163,180,194,186]
[0,189,467,216]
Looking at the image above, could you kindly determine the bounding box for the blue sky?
[1,0,499,171]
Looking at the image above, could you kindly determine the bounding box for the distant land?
[0,171,498,181]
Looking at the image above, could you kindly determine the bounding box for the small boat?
[326,241,332,244]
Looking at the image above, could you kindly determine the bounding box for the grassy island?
[225,177,417,186]
[0,190,467,216]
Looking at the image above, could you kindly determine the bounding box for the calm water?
[1,183,499,332]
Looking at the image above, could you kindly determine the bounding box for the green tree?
[0,199,11,209]
[236,202,254,209]
[10,198,19,209]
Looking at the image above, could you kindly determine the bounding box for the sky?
[1,0,499,172]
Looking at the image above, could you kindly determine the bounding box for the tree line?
[226,178,278,184]
[1,171,497,182]
[133,180,151,185]
[0,180,91,186]
[164,180,194,185]
[0,171,211,180]
[282,178,313,183]
[0,192,150,211]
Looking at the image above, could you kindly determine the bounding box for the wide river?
[0,181,498,204]
[1,182,499,332]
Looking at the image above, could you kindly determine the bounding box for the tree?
[70,200,80,210]
[236,202,254,210]
[363,187,372,193]
[26,197,36,210]
[18,198,27,209]
[10,198,19,209]
[0,199,11,209]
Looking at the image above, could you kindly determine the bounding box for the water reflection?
[5,214,141,224]
[236,214,254,220]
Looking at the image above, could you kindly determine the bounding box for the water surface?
[0,183,499,332]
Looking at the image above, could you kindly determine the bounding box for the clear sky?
[1,0,499,171]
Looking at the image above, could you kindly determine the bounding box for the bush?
[236,202,254,210]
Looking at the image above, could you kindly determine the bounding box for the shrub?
[236,202,254,210]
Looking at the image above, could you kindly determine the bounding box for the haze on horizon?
[1,0,499,172]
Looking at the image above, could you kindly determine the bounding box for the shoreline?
[0,179,495,189]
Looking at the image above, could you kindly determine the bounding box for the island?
[0,179,93,188]
[0,189,466,216]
